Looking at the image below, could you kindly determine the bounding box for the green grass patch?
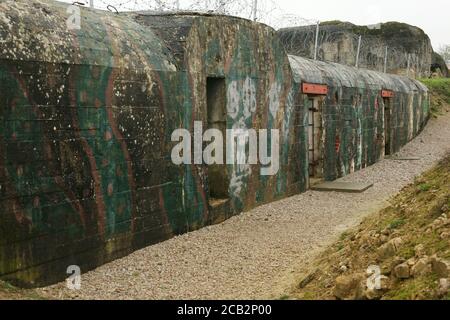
[388,218,406,230]
[418,183,432,192]
[420,78,450,101]
[339,231,350,241]
[419,78,450,116]
[385,274,439,300]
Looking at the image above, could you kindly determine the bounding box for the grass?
[420,78,450,102]
[418,183,432,192]
[339,231,350,241]
[385,274,439,300]
[388,218,406,230]
[419,78,450,117]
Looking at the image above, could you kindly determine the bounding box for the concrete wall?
[0,1,306,287]
[0,0,429,287]
[278,22,434,78]
[0,0,182,287]
[289,56,429,181]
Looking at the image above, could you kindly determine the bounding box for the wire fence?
[279,25,429,76]
[59,0,429,77]
[60,0,318,28]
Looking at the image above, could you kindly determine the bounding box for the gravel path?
[37,110,450,300]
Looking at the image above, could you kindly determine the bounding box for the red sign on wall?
[381,90,394,98]
[302,83,328,95]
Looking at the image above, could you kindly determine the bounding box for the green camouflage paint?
[0,0,429,287]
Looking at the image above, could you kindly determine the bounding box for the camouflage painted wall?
[132,12,309,234]
[0,0,428,287]
[0,1,306,287]
[0,0,185,287]
[289,56,429,181]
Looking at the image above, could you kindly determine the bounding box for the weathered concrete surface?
[311,181,374,193]
[0,0,430,287]
[0,0,189,287]
[289,55,429,182]
[386,156,421,161]
[0,0,300,287]
[278,21,436,78]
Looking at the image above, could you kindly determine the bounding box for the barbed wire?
[59,0,427,77]
[59,0,318,27]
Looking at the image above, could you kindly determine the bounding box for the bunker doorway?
[384,97,392,156]
[206,77,230,208]
[308,97,324,181]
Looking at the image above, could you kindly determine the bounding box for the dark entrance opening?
[206,77,230,207]
[384,97,392,156]
[308,97,323,181]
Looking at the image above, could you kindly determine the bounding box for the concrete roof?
[0,0,177,70]
[288,55,428,93]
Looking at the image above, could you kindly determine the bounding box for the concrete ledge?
[385,156,421,161]
[311,181,374,193]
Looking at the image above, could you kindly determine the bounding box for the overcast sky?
[58,0,448,50]
[276,0,448,50]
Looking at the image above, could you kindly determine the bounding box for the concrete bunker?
[288,55,429,181]
[0,0,429,287]
[0,0,299,286]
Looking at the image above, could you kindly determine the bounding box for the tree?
[438,45,450,63]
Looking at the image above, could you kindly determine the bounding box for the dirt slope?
[289,155,450,300]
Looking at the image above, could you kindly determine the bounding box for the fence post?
[313,21,320,60]
[89,0,94,8]
[355,35,362,68]
[407,54,411,77]
[218,0,226,14]
[252,0,258,21]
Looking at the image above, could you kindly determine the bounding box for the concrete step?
[311,181,374,193]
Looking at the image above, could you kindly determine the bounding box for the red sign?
[302,83,328,95]
[381,90,394,98]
